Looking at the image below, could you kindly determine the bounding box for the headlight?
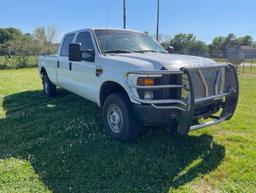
[137,77,158,100]
[137,77,155,86]
[126,74,161,100]
[124,71,195,112]
[126,73,185,101]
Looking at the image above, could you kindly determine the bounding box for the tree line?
[0,26,59,68]
[161,33,256,57]
[1,26,256,68]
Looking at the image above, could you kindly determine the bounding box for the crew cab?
[38,28,239,142]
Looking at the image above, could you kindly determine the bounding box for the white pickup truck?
[38,28,239,141]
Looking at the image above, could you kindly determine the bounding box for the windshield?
[94,29,167,54]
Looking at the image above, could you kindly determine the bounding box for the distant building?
[240,46,256,58]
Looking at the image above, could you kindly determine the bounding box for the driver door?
[70,31,98,102]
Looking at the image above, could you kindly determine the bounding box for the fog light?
[144,91,154,100]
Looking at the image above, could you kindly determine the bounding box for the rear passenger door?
[70,31,98,102]
[57,33,75,91]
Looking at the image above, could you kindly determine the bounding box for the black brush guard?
[126,64,239,134]
[178,64,239,134]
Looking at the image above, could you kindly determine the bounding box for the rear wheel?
[103,93,140,142]
[42,73,56,97]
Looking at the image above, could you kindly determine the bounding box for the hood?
[107,53,216,71]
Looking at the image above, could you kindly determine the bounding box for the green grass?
[0,68,256,193]
[237,66,256,74]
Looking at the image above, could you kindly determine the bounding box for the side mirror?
[167,46,174,53]
[69,43,82,61]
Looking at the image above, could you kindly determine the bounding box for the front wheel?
[103,93,140,142]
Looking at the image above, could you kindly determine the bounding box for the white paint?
[38,28,217,107]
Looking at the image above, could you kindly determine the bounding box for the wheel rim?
[107,104,124,134]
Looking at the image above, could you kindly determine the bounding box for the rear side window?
[60,34,75,56]
[75,32,94,50]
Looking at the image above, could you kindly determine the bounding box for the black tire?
[103,93,140,142]
[42,73,56,97]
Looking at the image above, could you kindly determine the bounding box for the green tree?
[209,36,226,57]
[224,33,238,49]
[169,33,196,54]
[4,37,36,68]
[237,35,253,46]
[166,33,208,56]
[209,34,254,58]
[186,40,209,56]
[0,27,23,44]
[209,34,238,57]
[252,42,256,48]
[0,26,59,69]
[32,25,59,55]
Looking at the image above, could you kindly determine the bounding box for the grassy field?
[0,68,256,193]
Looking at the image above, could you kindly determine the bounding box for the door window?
[60,34,75,56]
[76,32,95,62]
[76,31,94,50]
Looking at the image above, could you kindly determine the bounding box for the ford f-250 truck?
[38,28,239,142]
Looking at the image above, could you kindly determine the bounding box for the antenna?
[156,0,160,41]
[123,0,126,29]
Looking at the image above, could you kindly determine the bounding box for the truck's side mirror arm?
[167,46,175,54]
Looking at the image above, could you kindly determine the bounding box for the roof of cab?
[64,28,145,36]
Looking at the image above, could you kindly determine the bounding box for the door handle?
[96,66,103,77]
[69,62,72,71]
[57,61,60,68]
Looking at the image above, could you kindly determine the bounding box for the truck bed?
[38,55,58,84]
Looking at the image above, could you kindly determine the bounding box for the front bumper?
[133,104,179,124]
[126,64,239,134]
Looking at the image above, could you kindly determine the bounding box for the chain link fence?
[172,50,256,74]
[1,51,256,73]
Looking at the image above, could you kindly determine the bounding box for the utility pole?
[123,0,126,29]
[156,0,160,41]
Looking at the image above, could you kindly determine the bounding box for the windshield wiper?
[103,49,164,54]
[103,50,132,54]
[132,49,158,53]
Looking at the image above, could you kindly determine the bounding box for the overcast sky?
[1,0,255,43]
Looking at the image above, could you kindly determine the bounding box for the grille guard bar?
[126,64,239,134]
[179,64,239,133]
